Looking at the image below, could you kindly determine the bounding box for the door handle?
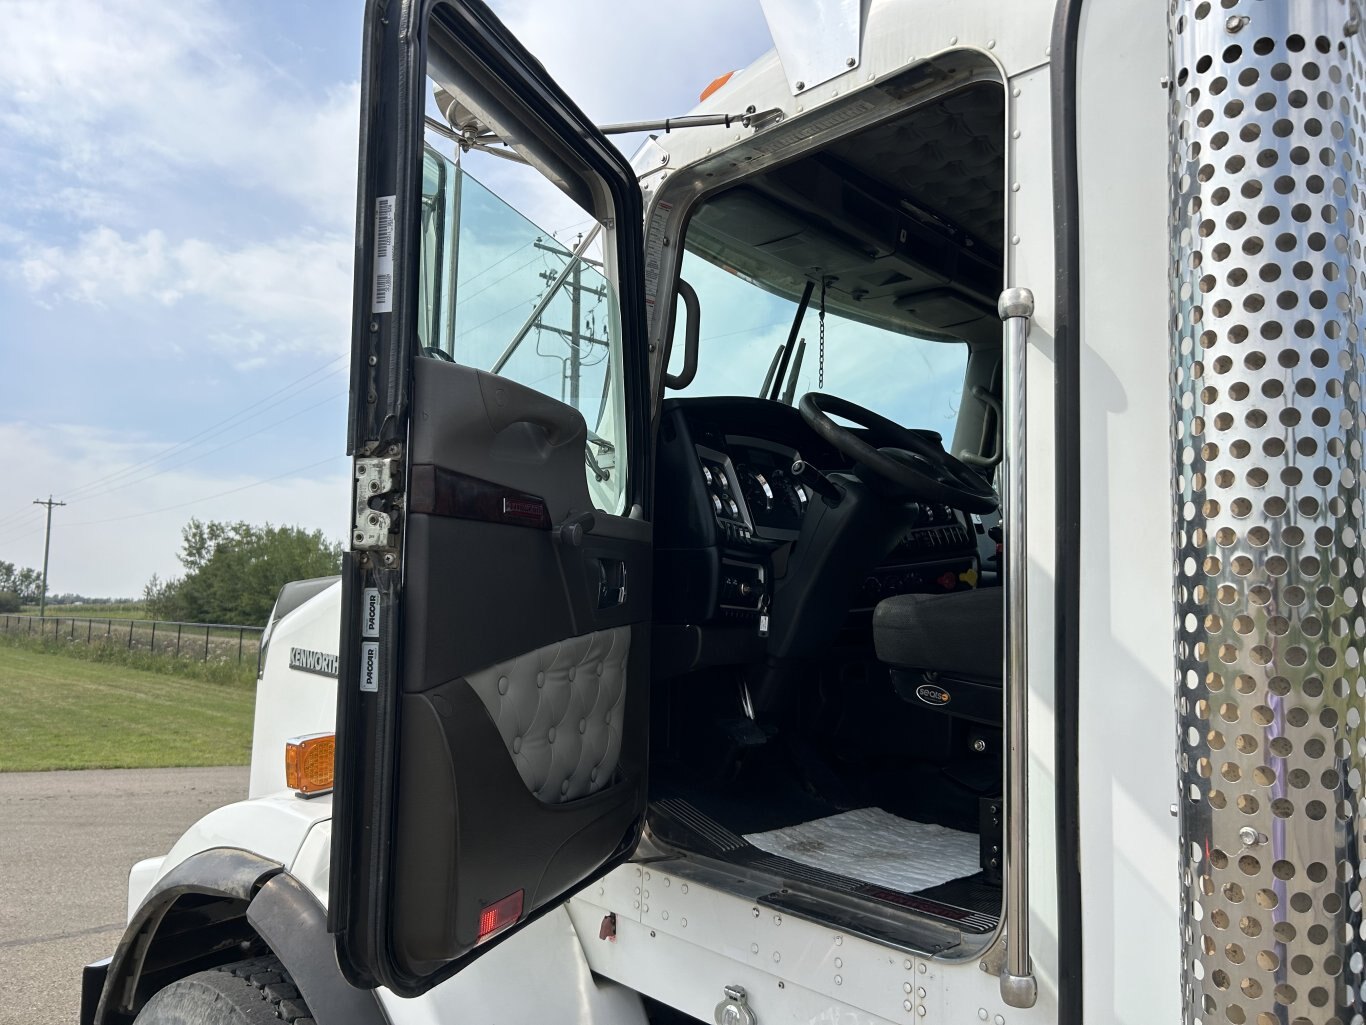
[596,559,627,608]
[554,511,596,546]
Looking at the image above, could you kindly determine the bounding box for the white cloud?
[0,0,362,362]
[0,0,359,228]
[14,225,352,356]
[18,258,58,292]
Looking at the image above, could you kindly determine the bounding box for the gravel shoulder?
[0,767,249,1025]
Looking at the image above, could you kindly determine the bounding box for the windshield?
[668,249,967,437]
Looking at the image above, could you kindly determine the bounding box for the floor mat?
[743,807,981,895]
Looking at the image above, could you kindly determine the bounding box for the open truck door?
[330,0,652,997]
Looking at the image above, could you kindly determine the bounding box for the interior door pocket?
[596,558,627,608]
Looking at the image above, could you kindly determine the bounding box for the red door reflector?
[477,890,524,942]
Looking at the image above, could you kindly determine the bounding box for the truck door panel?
[403,359,651,689]
[332,0,652,996]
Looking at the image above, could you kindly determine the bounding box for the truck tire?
[133,956,314,1025]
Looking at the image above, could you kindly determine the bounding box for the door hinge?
[353,456,402,551]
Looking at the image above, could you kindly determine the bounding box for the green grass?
[0,644,256,772]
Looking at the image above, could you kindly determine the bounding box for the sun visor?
[691,188,873,273]
[892,287,993,331]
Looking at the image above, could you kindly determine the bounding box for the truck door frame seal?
[1049,0,1085,1022]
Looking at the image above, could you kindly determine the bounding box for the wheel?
[133,956,314,1025]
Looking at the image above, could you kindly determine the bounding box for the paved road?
[0,767,249,1025]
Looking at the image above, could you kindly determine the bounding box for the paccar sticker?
[360,641,380,692]
[372,195,395,313]
[362,587,380,638]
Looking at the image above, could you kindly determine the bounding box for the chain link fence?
[0,614,264,664]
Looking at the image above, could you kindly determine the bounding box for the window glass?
[418,140,626,513]
[669,250,967,439]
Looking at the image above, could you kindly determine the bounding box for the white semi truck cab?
[82,2,1366,1025]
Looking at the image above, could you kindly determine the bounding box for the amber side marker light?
[477,890,524,943]
[284,733,335,797]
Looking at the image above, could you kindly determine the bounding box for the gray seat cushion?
[873,587,1003,682]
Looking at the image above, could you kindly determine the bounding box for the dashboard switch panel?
[719,560,766,614]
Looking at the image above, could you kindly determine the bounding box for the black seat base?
[875,587,1004,725]
[890,668,1002,726]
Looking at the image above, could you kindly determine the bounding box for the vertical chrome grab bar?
[998,287,1037,1009]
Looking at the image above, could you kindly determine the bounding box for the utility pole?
[532,239,607,408]
[32,496,65,618]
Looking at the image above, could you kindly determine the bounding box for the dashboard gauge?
[701,464,714,486]
[711,494,724,515]
[726,498,740,518]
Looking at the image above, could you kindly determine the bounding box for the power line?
[455,238,537,289]
[0,356,347,531]
[65,387,347,506]
[58,355,347,503]
[455,251,554,307]
[0,515,45,548]
[63,455,348,529]
[0,511,38,533]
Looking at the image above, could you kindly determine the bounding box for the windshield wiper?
[765,279,816,401]
[780,339,806,405]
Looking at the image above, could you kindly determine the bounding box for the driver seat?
[872,588,1003,726]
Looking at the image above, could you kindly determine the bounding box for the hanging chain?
[818,277,827,389]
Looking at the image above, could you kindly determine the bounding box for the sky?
[0,0,776,598]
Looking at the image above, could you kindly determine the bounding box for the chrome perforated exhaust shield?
[1171,2,1366,1023]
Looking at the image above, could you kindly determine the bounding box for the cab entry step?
[648,798,999,935]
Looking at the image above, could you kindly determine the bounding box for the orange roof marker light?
[699,70,736,103]
[284,733,335,797]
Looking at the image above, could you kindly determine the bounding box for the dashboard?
[654,397,990,636]
[697,439,810,542]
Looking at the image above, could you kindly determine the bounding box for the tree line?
[0,562,42,612]
[144,519,342,626]
[1,519,341,625]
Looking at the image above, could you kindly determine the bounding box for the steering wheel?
[798,392,997,513]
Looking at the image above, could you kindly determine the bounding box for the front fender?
[106,792,644,1025]
[94,847,383,1025]
[95,848,282,1025]
[149,792,333,897]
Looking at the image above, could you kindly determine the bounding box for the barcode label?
[643,200,672,313]
[372,194,395,313]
